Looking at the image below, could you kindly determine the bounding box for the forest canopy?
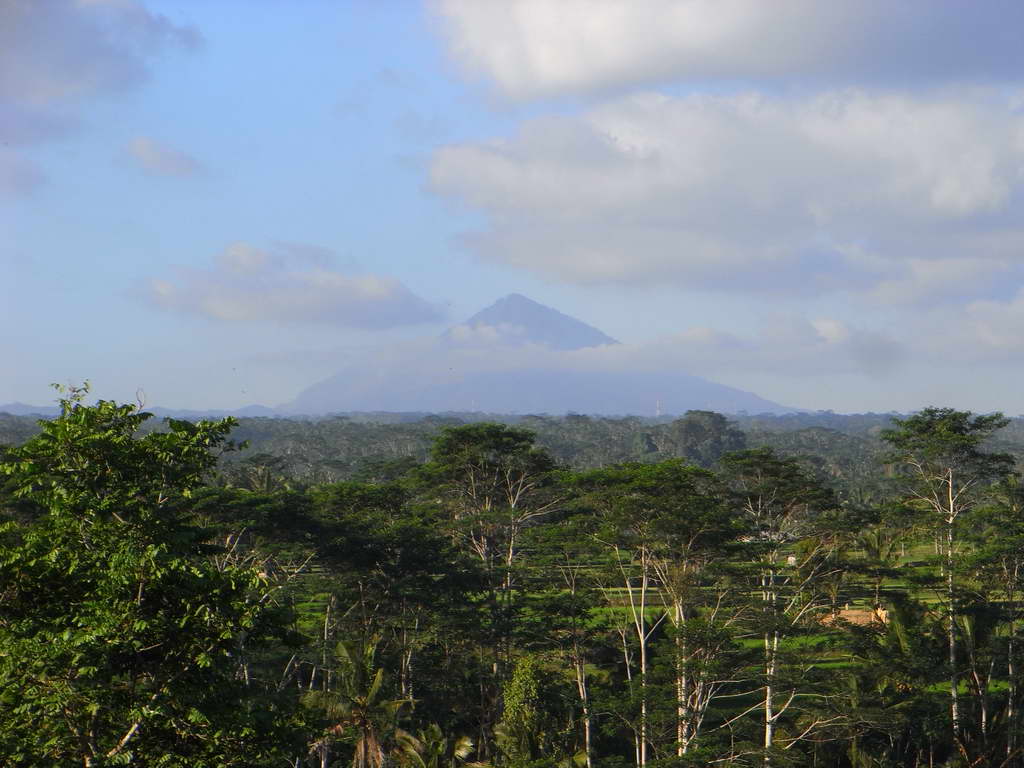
[2,395,1024,767]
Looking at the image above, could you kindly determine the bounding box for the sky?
[5,0,1024,414]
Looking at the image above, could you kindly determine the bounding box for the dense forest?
[4,393,1024,767]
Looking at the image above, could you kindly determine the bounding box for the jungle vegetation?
[3,393,1024,766]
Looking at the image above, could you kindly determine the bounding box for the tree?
[422,423,560,595]
[961,475,1024,765]
[838,595,947,768]
[409,724,476,768]
[881,407,1013,750]
[720,448,845,767]
[419,424,561,759]
[0,388,300,766]
[660,411,746,468]
[304,636,416,768]
[575,460,739,765]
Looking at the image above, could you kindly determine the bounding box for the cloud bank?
[150,242,445,329]
[431,89,1024,306]
[426,2,1024,392]
[436,0,1024,99]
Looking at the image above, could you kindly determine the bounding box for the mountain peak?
[443,294,618,350]
[495,292,536,306]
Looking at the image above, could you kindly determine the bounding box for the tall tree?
[575,460,739,765]
[660,410,747,468]
[721,448,845,767]
[419,423,561,758]
[881,407,1013,751]
[962,475,1024,765]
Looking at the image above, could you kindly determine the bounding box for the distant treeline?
[6,408,1024,504]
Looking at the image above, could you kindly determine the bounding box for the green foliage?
[660,411,747,468]
[574,459,734,550]
[496,655,572,767]
[881,407,1013,488]
[424,422,557,503]
[304,635,415,768]
[410,724,476,768]
[496,655,542,766]
[0,388,300,766]
[6,398,1024,767]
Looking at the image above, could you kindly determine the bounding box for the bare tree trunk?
[635,557,650,767]
[575,658,594,768]
[1010,634,1017,764]
[1008,559,1019,765]
[639,604,648,767]
[947,472,960,739]
[764,630,778,767]
[762,563,780,768]
[675,601,690,757]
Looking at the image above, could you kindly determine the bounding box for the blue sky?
[6,1,1024,414]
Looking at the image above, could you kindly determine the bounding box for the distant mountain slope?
[287,294,795,415]
[0,402,59,417]
[442,293,617,349]
[288,364,790,416]
[0,403,277,419]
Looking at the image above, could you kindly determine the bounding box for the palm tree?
[406,724,479,768]
[843,596,948,767]
[857,524,901,608]
[305,635,416,768]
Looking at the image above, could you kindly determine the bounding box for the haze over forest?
[7,1,1024,415]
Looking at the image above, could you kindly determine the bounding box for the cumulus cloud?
[435,0,1024,99]
[431,89,1024,302]
[127,136,203,176]
[0,0,200,191]
[149,242,444,329]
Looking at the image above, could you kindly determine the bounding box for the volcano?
[286,295,793,416]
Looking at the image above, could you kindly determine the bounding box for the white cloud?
[431,89,1024,300]
[0,0,199,192]
[127,136,203,176]
[435,0,1024,99]
[149,242,444,329]
[444,322,529,347]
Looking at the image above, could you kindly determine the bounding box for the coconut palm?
[404,723,478,768]
[305,635,416,768]
[857,524,902,608]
